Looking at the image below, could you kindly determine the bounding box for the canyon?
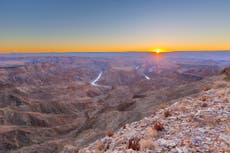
[0,52,229,153]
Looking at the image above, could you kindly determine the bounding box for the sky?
[0,0,230,53]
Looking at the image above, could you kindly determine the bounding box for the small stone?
[220,142,228,148]
[198,128,207,134]
[175,147,189,153]
[219,134,230,142]
[157,139,177,148]
[191,137,202,144]
[182,147,189,153]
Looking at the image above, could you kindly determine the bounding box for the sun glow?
[156,49,161,54]
[153,49,162,54]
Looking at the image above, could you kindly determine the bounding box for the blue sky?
[1,0,230,52]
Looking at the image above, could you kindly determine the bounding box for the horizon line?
[0,50,230,54]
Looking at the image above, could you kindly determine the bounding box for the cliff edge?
[73,68,230,153]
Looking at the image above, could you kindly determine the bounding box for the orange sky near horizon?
[1,36,230,53]
[1,0,230,53]
[1,43,230,53]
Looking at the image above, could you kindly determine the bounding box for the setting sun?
[153,49,163,54]
[156,49,161,54]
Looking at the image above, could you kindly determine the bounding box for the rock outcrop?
[221,67,230,80]
[79,77,230,153]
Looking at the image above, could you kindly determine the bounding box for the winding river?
[135,65,151,80]
[90,65,151,88]
[144,74,150,80]
[91,71,103,86]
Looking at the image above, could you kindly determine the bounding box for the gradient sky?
[1,0,230,53]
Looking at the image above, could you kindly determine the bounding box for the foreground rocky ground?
[76,74,230,153]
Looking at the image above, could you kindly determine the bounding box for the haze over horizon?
[1,0,230,53]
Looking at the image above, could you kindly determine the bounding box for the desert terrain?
[0,52,229,153]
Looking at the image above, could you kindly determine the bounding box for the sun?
[156,49,161,54]
[153,49,162,54]
[151,48,169,54]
